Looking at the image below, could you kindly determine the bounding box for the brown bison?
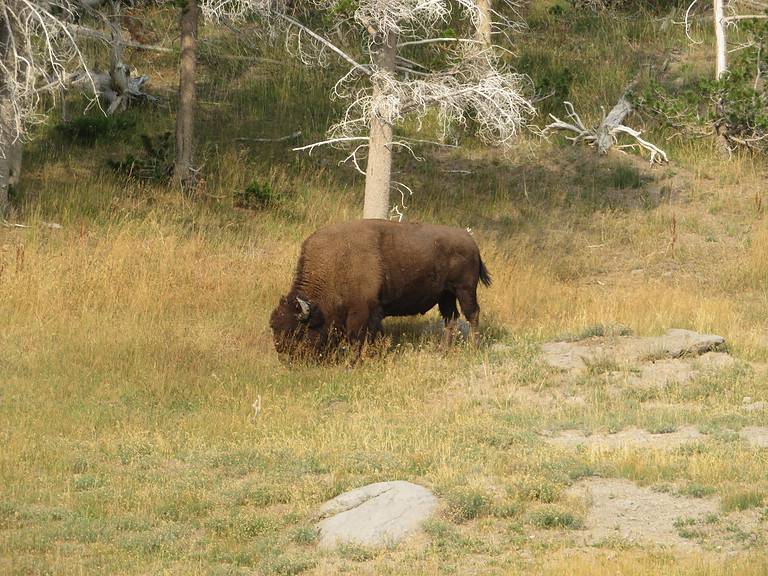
[269,219,491,357]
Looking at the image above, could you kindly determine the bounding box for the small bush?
[527,505,582,529]
[516,479,561,503]
[515,49,574,115]
[72,474,103,492]
[679,483,716,499]
[291,526,319,545]
[236,515,277,539]
[445,489,491,523]
[235,180,281,210]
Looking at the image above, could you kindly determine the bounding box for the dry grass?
[2,2,768,575]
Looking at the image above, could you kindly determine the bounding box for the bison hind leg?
[456,287,480,346]
[439,291,459,349]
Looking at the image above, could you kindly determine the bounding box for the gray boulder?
[316,481,437,549]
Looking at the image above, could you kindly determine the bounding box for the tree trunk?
[363,32,397,220]
[0,19,11,215]
[174,0,198,195]
[7,137,21,187]
[714,0,727,79]
[0,125,10,216]
[475,0,492,47]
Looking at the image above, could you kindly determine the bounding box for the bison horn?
[296,297,311,322]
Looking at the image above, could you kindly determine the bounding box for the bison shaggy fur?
[269,219,491,357]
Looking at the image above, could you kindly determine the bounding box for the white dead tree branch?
[686,0,768,79]
[544,90,668,165]
[73,2,158,114]
[286,1,533,219]
[0,0,101,213]
[0,1,94,143]
[189,0,532,218]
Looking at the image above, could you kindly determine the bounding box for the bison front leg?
[345,304,381,360]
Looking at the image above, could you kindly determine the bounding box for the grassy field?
[1,2,768,574]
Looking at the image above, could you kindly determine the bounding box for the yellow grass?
[2,2,768,574]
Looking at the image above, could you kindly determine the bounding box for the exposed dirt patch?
[566,478,719,549]
[540,329,726,373]
[545,426,705,450]
[740,426,768,448]
[629,352,735,389]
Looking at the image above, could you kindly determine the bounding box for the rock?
[648,329,725,359]
[316,481,438,549]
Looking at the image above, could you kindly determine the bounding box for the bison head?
[269,293,328,357]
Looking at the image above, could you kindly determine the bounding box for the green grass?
[527,505,583,530]
[723,491,766,513]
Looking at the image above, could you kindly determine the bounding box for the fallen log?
[544,85,668,165]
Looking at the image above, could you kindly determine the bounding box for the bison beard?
[269,219,491,359]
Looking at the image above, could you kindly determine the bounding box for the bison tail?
[479,258,492,287]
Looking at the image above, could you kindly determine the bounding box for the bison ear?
[296,297,311,322]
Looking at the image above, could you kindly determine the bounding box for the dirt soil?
[512,329,767,552]
[545,426,705,449]
[566,478,766,552]
[566,478,718,549]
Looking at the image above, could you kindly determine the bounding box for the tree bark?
[475,0,492,47]
[714,0,727,79]
[0,126,10,216]
[363,32,397,220]
[174,0,198,195]
[0,18,11,215]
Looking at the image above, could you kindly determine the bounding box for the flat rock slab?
[566,478,719,549]
[316,481,437,549]
[545,426,705,449]
[541,328,726,372]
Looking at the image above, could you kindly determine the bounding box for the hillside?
[1,2,767,574]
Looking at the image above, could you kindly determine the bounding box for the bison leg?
[438,291,459,349]
[345,303,381,359]
[456,287,480,346]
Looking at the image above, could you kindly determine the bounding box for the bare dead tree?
[289,1,533,220]
[686,0,768,79]
[0,0,96,214]
[364,31,398,219]
[193,1,531,217]
[475,0,492,46]
[70,2,159,114]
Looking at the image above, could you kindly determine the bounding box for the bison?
[269,219,491,358]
